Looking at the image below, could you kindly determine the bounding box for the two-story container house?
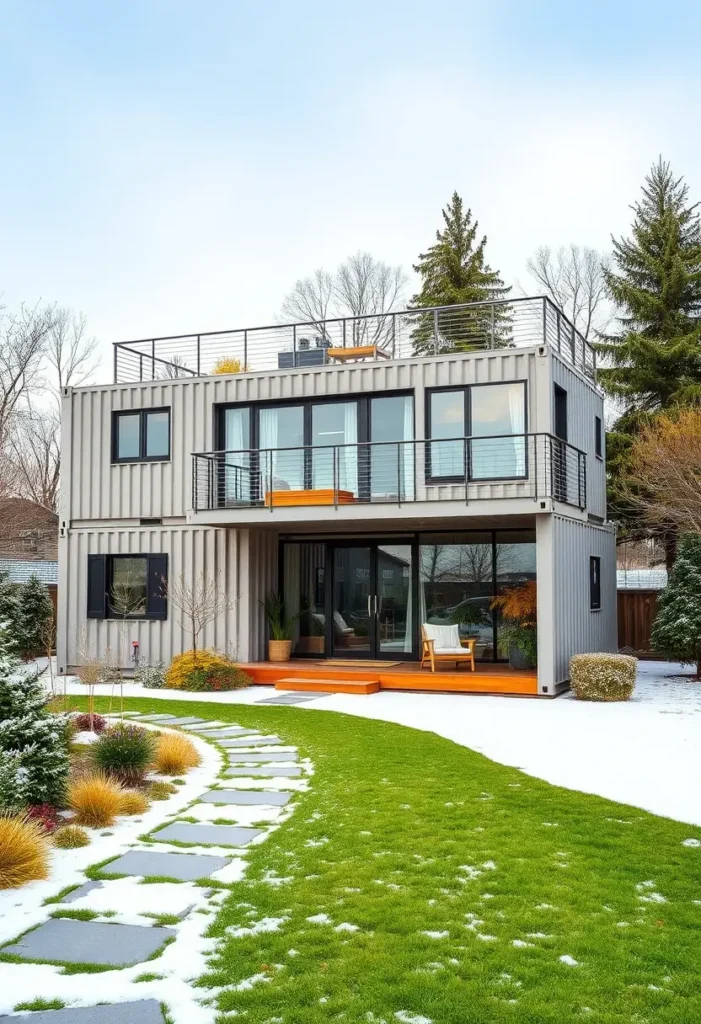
[57,297,617,696]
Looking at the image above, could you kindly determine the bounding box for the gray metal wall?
[552,356,606,520]
[56,525,277,671]
[536,513,617,691]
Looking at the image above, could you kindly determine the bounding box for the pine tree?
[0,572,19,634]
[0,623,69,807]
[599,159,701,565]
[411,191,510,354]
[14,575,54,659]
[651,534,701,678]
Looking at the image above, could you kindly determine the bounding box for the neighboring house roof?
[0,499,58,561]
[617,568,668,591]
[0,559,58,585]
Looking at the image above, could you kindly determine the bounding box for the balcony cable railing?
[192,434,587,514]
[113,296,596,384]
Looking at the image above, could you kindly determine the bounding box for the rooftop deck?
[113,296,596,384]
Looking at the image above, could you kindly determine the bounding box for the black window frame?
[589,555,601,611]
[86,553,168,620]
[112,407,171,464]
[594,415,603,459]
[425,381,528,484]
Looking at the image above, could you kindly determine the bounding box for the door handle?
[367,594,372,617]
[374,594,379,615]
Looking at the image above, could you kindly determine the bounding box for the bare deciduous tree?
[280,252,407,346]
[6,407,61,512]
[165,571,237,655]
[44,305,99,402]
[0,301,52,450]
[526,245,610,339]
[626,409,701,535]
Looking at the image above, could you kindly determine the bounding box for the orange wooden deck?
[243,660,538,696]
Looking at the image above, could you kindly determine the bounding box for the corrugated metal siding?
[247,529,278,661]
[64,350,538,522]
[552,357,606,519]
[552,515,617,682]
[58,525,249,670]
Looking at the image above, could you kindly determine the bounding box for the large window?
[427,383,526,481]
[312,402,358,492]
[370,395,415,500]
[419,530,536,661]
[113,408,170,463]
[259,405,305,491]
[87,553,168,620]
[223,406,252,505]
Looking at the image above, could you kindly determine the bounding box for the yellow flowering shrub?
[165,649,251,691]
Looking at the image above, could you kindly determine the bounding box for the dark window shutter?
[147,554,168,620]
[87,555,107,618]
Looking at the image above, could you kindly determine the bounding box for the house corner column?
[536,514,555,695]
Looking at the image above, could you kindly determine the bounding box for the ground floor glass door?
[331,542,415,659]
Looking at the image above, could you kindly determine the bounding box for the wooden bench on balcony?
[326,345,390,363]
[264,489,357,507]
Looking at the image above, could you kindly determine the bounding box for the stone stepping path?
[152,822,264,846]
[0,1001,164,1023]
[2,918,174,968]
[199,788,291,806]
[0,713,308,1021]
[99,849,230,881]
[219,735,283,747]
[224,765,302,777]
[226,750,299,762]
[257,693,330,704]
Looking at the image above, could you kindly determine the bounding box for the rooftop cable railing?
[113,296,596,384]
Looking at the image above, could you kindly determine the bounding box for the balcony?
[113,296,596,384]
[191,434,586,522]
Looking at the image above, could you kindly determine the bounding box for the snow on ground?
[55,660,701,826]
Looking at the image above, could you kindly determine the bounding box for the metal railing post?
[556,311,561,353]
[464,437,469,505]
[292,325,297,367]
[342,318,347,349]
[113,344,118,383]
[433,309,439,355]
[267,451,274,512]
[333,446,339,508]
[139,354,143,382]
[196,336,201,376]
[391,314,396,358]
[533,435,538,501]
[489,304,495,348]
[542,297,547,347]
[151,340,156,379]
[397,443,402,507]
[243,329,248,370]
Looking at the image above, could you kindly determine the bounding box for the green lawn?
[88,696,701,1023]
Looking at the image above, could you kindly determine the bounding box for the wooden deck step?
[275,677,380,695]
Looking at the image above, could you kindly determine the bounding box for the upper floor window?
[113,408,170,463]
[426,382,526,482]
[595,415,603,459]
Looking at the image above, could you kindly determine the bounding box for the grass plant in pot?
[491,580,537,670]
[262,593,305,663]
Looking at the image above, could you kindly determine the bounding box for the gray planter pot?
[509,644,535,670]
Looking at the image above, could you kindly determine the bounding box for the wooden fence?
[617,590,663,658]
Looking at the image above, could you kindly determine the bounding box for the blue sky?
[2,1,700,374]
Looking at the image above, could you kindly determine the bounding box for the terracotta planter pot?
[268,639,292,663]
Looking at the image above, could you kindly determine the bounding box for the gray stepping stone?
[99,849,229,881]
[61,880,104,904]
[190,724,257,735]
[199,789,290,806]
[131,714,178,722]
[162,716,205,726]
[152,822,263,846]
[225,765,302,777]
[2,918,173,967]
[257,694,315,704]
[0,1001,164,1023]
[178,721,227,731]
[220,735,283,747]
[227,751,299,763]
[199,728,263,739]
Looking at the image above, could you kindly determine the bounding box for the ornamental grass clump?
[569,653,637,702]
[53,825,90,849]
[165,649,251,691]
[91,724,157,785]
[0,813,50,888]
[67,774,123,828]
[149,780,179,801]
[117,790,150,815]
[153,732,201,775]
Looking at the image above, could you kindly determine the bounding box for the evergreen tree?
[0,623,69,807]
[0,572,19,634]
[599,159,701,565]
[411,191,510,354]
[651,534,701,678]
[15,575,54,659]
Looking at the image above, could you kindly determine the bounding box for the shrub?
[0,813,50,888]
[650,534,701,677]
[91,724,157,785]
[26,803,60,834]
[53,825,90,849]
[570,653,637,702]
[0,751,29,812]
[149,781,178,801]
[134,662,166,689]
[72,713,107,734]
[67,774,123,827]
[14,575,54,659]
[166,649,251,691]
[153,733,201,775]
[212,356,247,374]
[117,790,150,815]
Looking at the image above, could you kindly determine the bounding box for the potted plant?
[296,611,325,655]
[491,581,537,669]
[262,593,305,662]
